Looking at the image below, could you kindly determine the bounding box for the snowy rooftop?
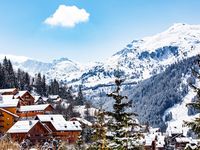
[36,114,82,131]
[7,120,38,133]
[175,137,190,143]
[48,95,60,99]
[0,108,19,118]
[0,95,19,107]
[19,104,51,112]
[14,91,30,98]
[34,96,42,102]
[0,88,17,94]
[70,117,92,126]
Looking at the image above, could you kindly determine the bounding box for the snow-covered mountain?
[67,23,200,88]
[1,23,200,129]
[1,23,200,88]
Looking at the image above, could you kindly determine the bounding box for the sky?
[0,0,200,63]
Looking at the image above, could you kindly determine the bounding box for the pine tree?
[106,78,143,150]
[3,58,17,88]
[185,55,200,137]
[0,63,5,88]
[41,75,47,96]
[89,110,108,150]
[35,73,43,95]
[75,86,85,105]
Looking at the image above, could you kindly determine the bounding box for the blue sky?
[0,0,200,63]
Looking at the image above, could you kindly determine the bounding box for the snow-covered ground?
[163,76,200,136]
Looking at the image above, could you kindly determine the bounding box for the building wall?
[10,122,49,143]
[20,93,35,106]
[0,112,16,133]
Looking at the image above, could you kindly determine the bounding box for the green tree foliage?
[106,79,143,150]
[185,55,200,137]
[89,110,108,150]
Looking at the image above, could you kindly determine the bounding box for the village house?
[175,137,190,150]
[48,95,62,104]
[0,95,20,133]
[0,88,18,95]
[143,127,165,150]
[14,91,35,106]
[35,114,82,143]
[70,117,93,127]
[34,96,48,105]
[17,104,54,119]
[7,120,50,143]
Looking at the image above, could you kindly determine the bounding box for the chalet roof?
[36,114,66,122]
[14,91,28,98]
[7,120,38,133]
[36,114,82,131]
[70,117,92,126]
[156,135,165,148]
[18,104,51,112]
[175,137,190,143]
[0,95,19,108]
[48,95,60,99]
[34,96,42,103]
[0,108,19,118]
[0,88,17,94]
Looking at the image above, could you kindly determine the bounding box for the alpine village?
[0,49,199,150]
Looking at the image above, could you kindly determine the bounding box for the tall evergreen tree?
[35,73,43,95]
[89,110,108,150]
[106,78,143,149]
[41,75,47,96]
[3,58,17,88]
[75,86,85,105]
[186,55,200,137]
[0,63,5,88]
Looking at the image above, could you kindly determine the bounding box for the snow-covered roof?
[0,95,19,108]
[48,95,60,99]
[156,135,165,148]
[0,108,19,118]
[19,104,52,112]
[175,137,190,143]
[36,114,67,122]
[7,120,39,133]
[34,96,42,102]
[52,121,81,131]
[0,88,17,94]
[36,114,82,131]
[70,117,92,126]
[14,91,29,98]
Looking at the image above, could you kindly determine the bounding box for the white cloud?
[44,5,90,28]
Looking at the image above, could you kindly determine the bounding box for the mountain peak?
[52,57,73,64]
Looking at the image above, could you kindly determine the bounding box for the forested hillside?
[125,56,197,130]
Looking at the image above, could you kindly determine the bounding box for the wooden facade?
[0,88,18,95]
[41,121,81,143]
[8,121,50,143]
[17,105,54,118]
[0,108,19,133]
[15,91,35,106]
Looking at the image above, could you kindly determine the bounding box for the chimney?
[29,120,32,126]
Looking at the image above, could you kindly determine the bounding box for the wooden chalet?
[175,137,190,150]
[48,95,62,104]
[7,120,50,143]
[144,128,165,150]
[70,117,92,127]
[17,104,54,119]
[34,96,47,104]
[35,114,82,143]
[0,95,20,133]
[14,91,35,106]
[0,88,18,95]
